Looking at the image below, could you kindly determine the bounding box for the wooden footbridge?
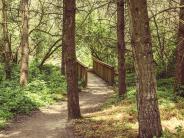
[77,57,115,87]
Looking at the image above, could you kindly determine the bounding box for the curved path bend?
[0,72,114,138]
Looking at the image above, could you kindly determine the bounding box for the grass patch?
[73,74,184,138]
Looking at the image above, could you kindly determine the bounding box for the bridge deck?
[80,72,114,113]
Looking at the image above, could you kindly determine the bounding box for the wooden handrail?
[77,60,88,87]
[92,57,115,86]
[93,58,114,69]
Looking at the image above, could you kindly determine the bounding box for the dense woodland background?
[0,0,184,138]
[0,0,179,75]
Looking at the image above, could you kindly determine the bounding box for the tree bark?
[20,0,29,86]
[117,0,126,96]
[2,0,12,80]
[63,0,81,120]
[175,0,184,95]
[129,0,162,137]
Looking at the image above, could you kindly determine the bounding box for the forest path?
[0,72,114,138]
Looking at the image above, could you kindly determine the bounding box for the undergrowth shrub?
[0,63,67,129]
[175,84,184,97]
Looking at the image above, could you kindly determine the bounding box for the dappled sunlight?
[40,103,67,114]
[0,131,21,138]
[162,118,184,132]
[73,96,139,138]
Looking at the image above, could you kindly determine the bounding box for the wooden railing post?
[111,67,115,86]
[77,60,88,87]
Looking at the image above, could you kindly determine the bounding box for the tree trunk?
[20,0,29,86]
[117,0,126,97]
[63,0,81,120]
[2,0,12,80]
[129,0,162,137]
[175,0,184,95]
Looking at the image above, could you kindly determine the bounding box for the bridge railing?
[77,60,88,87]
[92,57,115,86]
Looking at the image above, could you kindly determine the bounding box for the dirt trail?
[0,72,114,138]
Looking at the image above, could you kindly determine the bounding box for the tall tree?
[175,0,184,95]
[117,0,126,96]
[2,0,12,79]
[20,0,29,86]
[63,0,81,119]
[129,0,162,137]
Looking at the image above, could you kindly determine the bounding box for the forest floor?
[72,74,184,138]
[0,72,114,138]
[1,71,184,138]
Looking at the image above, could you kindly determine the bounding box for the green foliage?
[102,95,124,109]
[175,84,184,97]
[126,73,136,87]
[0,63,66,129]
